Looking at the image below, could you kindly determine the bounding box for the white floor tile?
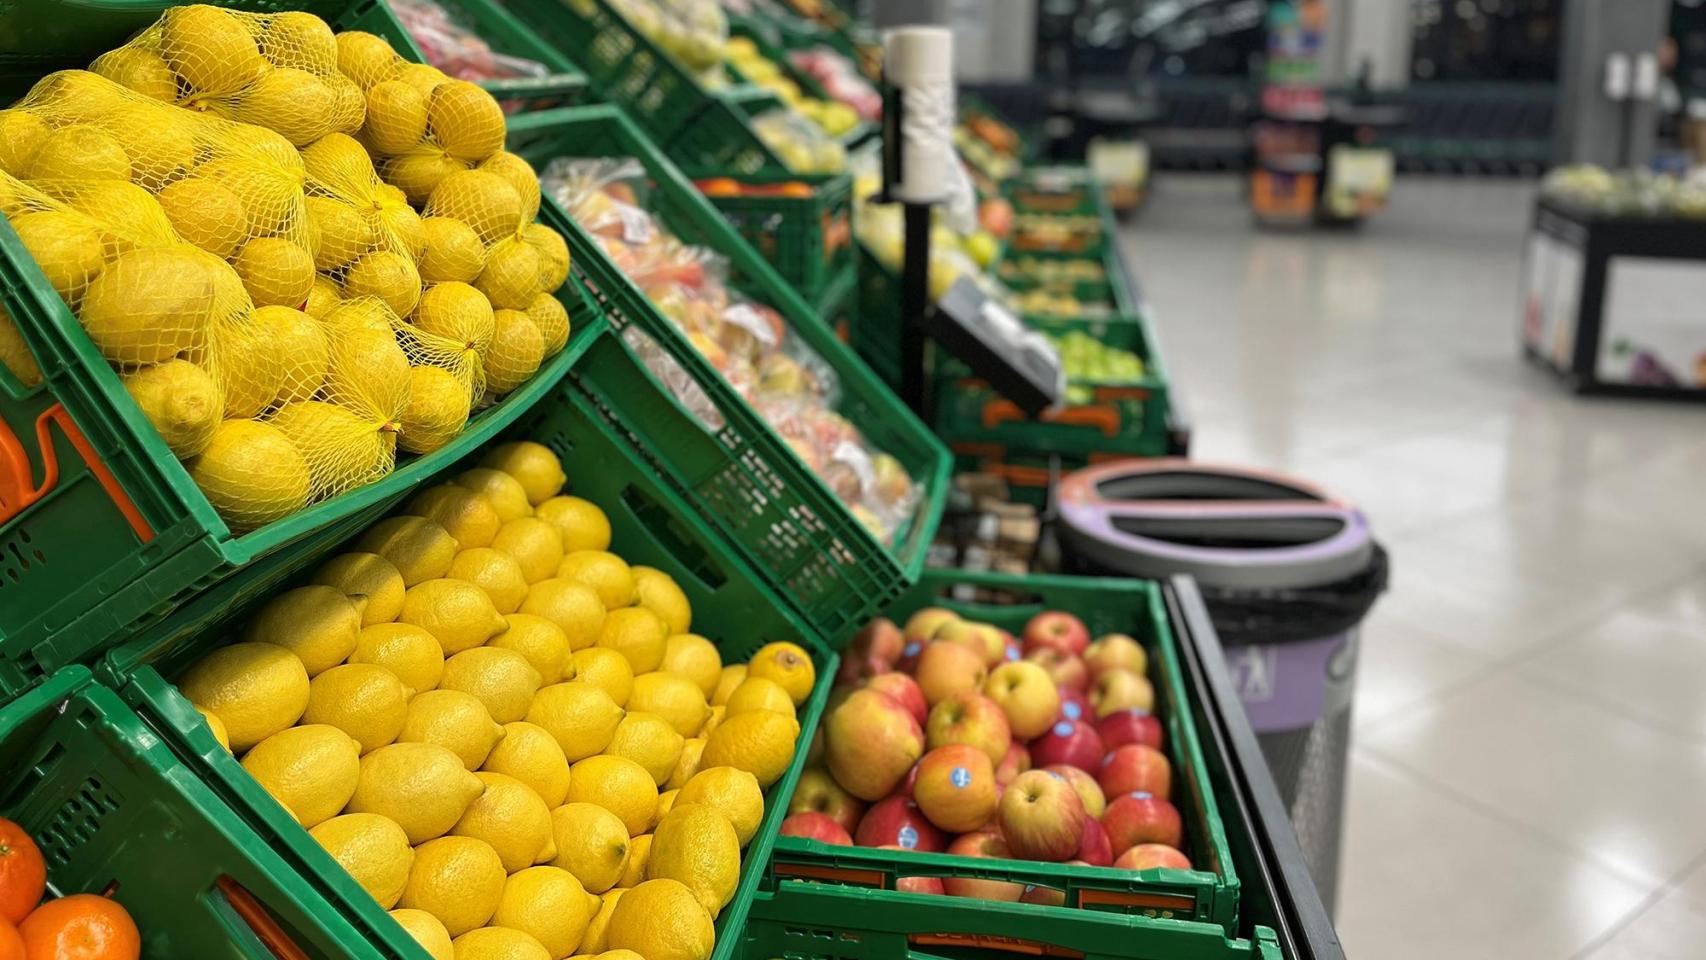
[1352,617,1492,734]
[1580,891,1706,960]
[1521,607,1706,744]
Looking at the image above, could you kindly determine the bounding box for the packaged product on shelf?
[391,0,550,89]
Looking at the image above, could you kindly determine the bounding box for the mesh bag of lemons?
[173,440,813,960]
[0,5,572,534]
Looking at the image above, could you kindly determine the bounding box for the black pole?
[900,201,933,417]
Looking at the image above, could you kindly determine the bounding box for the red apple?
[825,688,925,801]
[1043,764,1106,818]
[1115,843,1192,871]
[1076,816,1113,866]
[996,740,1030,786]
[899,763,919,798]
[1056,685,1091,724]
[1085,633,1148,678]
[789,767,867,834]
[1020,884,1066,906]
[983,661,1060,739]
[938,620,1007,668]
[1022,611,1090,656]
[914,744,1000,833]
[780,811,853,845]
[917,641,988,706]
[1103,792,1183,855]
[850,618,905,668]
[903,607,959,646]
[866,672,928,728]
[1025,647,1089,691]
[999,769,1086,861]
[890,865,947,896]
[1099,744,1172,800]
[925,691,1011,766]
[836,654,888,685]
[856,795,946,851]
[1027,719,1105,773]
[942,832,1024,901]
[1098,709,1163,752]
[1090,668,1155,717]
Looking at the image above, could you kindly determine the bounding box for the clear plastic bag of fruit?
[750,394,918,542]
[790,46,881,121]
[751,109,846,174]
[391,0,551,85]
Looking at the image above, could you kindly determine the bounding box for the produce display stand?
[694,170,856,308]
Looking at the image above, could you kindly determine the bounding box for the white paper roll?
[884,26,956,204]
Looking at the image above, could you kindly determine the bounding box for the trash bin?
[1055,459,1387,913]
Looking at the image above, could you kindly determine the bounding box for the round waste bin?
[1056,459,1387,912]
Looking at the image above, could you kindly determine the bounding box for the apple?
[983,661,1060,739]
[1103,792,1183,855]
[998,769,1086,861]
[1025,647,1088,691]
[895,639,927,674]
[1027,719,1105,773]
[780,811,853,845]
[1022,611,1089,656]
[942,832,1024,901]
[1099,744,1172,800]
[903,607,959,645]
[1003,637,1023,663]
[789,767,866,834]
[899,763,919,798]
[1090,668,1155,717]
[925,691,1011,766]
[996,741,1030,786]
[1075,816,1113,866]
[917,641,988,706]
[1098,709,1163,752]
[1020,884,1066,906]
[866,672,929,728]
[825,689,925,801]
[914,744,1000,833]
[887,861,947,896]
[1043,764,1106,818]
[1114,843,1192,871]
[938,620,1006,668]
[1056,686,1091,724]
[856,795,946,851]
[850,618,904,668]
[1084,633,1147,678]
[836,654,888,685]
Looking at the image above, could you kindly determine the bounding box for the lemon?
[490,614,570,684]
[701,710,799,788]
[263,305,333,406]
[580,890,625,955]
[665,739,705,791]
[400,835,506,936]
[745,642,816,706]
[519,580,605,651]
[157,178,247,259]
[533,497,610,554]
[453,772,557,873]
[8,210,106,308]
[161,4,267,93]
[570,648,633,708]
[351,623,445,693]
[305,195,379,271]
[654,789,678,822]
[350,741,487,844]
[263,11,337,73]
[439,647,541,724]
[428,80,506,162]
[481,441,565,505]
[238,67,337,146]
[0,109,47,175]
[428,169,522,244]
[391,908,454,960]
[26,124,130,181]
[657,634,718,698]
[213,317,285,420]
[648,803,739,916]
[549,803,629,893]
[190,419,312,532]
[242,585,360,677]
[305,277,341,318]
[325,327,409,412]
[566,756,657,837]
[478,151,540,220]
[558,552,634,610]
[360,516,458,586]
[492,518,565,585]
[607,879,714,960]
[234,237,316,307]
[634,569,692,636]
[494,866,593,960]
[524,293,570,357]
[0,306,41,389]
[399,689,507,771]
[420,216,488,284]
[344,249,422,318]
[627,672,708,738]
[607,712,684,786]
[476,238,543,311]
[310,813,414,908]
[723,677,795,721]
[195,706,231,751]
[675,768,762,848]
[487,308,544,393]
[312,551,406,626]
[304,663,412,754]
[700,706,725,738]
[596,608,668,676]
[523,223,570,292]
[410,485,502,550]
[453,468,531,523]
[364,79,428,155]
[481,721,571,807]
[241,724,361,828]
[399,366,472,455]
[80,245,224,365]
[452,927,549,960]
[525,682,621,761]
[448,548,529,614]
[250,401,391,500]
[177,642,310,752]
[615,834,651,890]
[338,31,401,90]
[401,578,507,654]
[384,147,468,206]
[710,665,746,707]
[123,360,220,459]
[598,951,645,960]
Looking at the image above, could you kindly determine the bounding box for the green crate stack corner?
[505,104,950,641]
[765,571,1242,941]
[434,0,591,111]
[95,362,840,960]
[691,171,855,307]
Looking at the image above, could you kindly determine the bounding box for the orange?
[0,918,22,960]
[17,894,140,960]
[0,819,44,924]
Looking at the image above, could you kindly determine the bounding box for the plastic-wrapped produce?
[751,109,845,173]
[391,0,549,87]
[790,46,880,121]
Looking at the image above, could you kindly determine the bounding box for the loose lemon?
[351,741,489,844]
[632,567,691,635]
[451,927,549,960]
[597,951,645,960]
[596,608,667,675]
[448,548,530,614]
[399,689,507,771]
[490,614,571,684]
[177,641,309,752]
[401,578,508,654]
[312,551,406,625]
[666,739,706,791]
[579,889,625,955]
[400,835,506,936]
[566,755,658,837]
[658,634,720,699]
[195,706,231,751]
[606,712,685,786]
[606,879,714,960]
[454,467,532,522]
[723,677,796,721]
[242,724,361,828]
[550,802,630,893]
[493,517,565,584]
[648,803,739,917]
[410,485,502,549]
[454,772,557,873]
[519,579,606,651]
[440,647,542,724]
[351,623,446,694]
[359,516,458,586]
[391,909,454,960]
[481,441,565,505]
[746,641,816,706]
[675,767,763,848]
[304,663,412,753]
[701,710,800,788]
[244,584,362,676]
[710,665,746,707]
[311,813,415,908]
[493,866,594,960]
[534,496,610,552]
[654,789,678,821]
[570,648,634,707]
[558,551,634,610]
[628,672,709,738]
[616,834,651,889]
[700,706,726,738]
[481,721,571,807]
[525,682,622,761]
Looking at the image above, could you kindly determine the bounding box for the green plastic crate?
[768,570,1241,933]
[692,172,854,305]
[724,20,876,149]
[509,105,950,642]
[404,0,590,110]
[98,359,839,960]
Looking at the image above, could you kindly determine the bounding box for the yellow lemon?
[700,706,725,738]
[399,835,506,936]
[481,721,571,807]
[493,517,565,584]
[311,813,415,908]
[493,866,594,960]
[399,689,507,771]
[243,584,362,676]
[579,889,626,955]
[745,641,816,706]
[351,623,446,694]
[710,665,746,707]
[440,647,541,724]
[658,634,720,699]
[525,682,622,761]
[391,909,454,960]
[606,712,685,786]
[311,551,407,626]
[597,951,645,960]
[654,789,677,822]
[490,614,571,684]
[632,567,691,635]
[566,755,658,837]
[454,772,557,873]
[454,467,532,523]
[570,648,633,707]
[448,548,530,614]
[557,551,634,610]
[549,803,629,893]
[675,767,763,848]
[349,741,488,843]
[616,834,651,889]
[596,608,666,675]
[723,677,796,721]
[177,641,309,752]
[303,663,412,754]
[195,706,231,751]
[401,578,508,654]
[666,739,706,791]
[534,496,610,553]
[648,803,739,917]
[242,724,361,828]
[606,879,714,960]
[451,927,549,960]
[701,710,800,788]
[520,580,605,651]
[481,441,565,505]
[410,485,503,549]
[627,672,708,738]
[359,516,458,585]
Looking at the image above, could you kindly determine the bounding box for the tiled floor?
[1125,176,1706,959]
